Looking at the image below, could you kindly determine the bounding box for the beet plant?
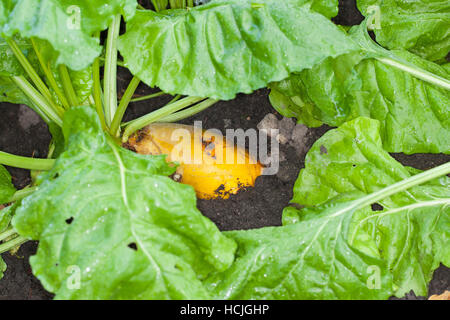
[0,0,449,299]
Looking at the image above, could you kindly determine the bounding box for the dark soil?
[0,105,51,190]
[0,0,448,300]
[332,0,364,26]
[0,104,53,300]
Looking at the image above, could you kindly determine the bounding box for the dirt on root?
[0,103,53,300]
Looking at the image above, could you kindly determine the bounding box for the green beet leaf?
[151,0,168,11]
[0,205,12,231]
[205,200,394,299]
[31,38,93,106]
[0,0,137,70]
[0,36,93,120]
[0,165,15,204]
[62,65,93,105]
[304,0,338,18]
[270,48,450,154]
[12,106,237,299]
[0,36,37,105]
[118,0,356,100]
[0,201,16,233]
[357,0,450,62]
[285,117,450,297]
[0,36,32,77]
[0,75,31,105]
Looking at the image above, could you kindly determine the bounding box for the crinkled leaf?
[357,0,450,62]
[0,36,92,121]
[119,0,356,100]
[0,36,41,105]
[285,117,450,297]
[268,77,324,128]
[0,204,14,232]
[0,75,31,105]
[200,0,338,17]
[154,0,338,20]
[31,38,93,105]
[0,36,30,76]
[304,0,338,18]
[270,49,450,154]
[0,34,45,79]
[443,62,450,74]
[66,66,93,104]
[0,0,137,70]
[12,106,236,299]
[0,165,15,204]
[0,36,93,106]
[288,118,449,208]
[151,0,168,11]
[0,52,49,122]
[205,200,394,299]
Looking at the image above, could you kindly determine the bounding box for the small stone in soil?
[278,117,295,145]
[223,118,232,128]
[18,105,41,131]
[257,113,279,137]
[290,123,309,157]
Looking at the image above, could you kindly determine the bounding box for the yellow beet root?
[127,123,263,199]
